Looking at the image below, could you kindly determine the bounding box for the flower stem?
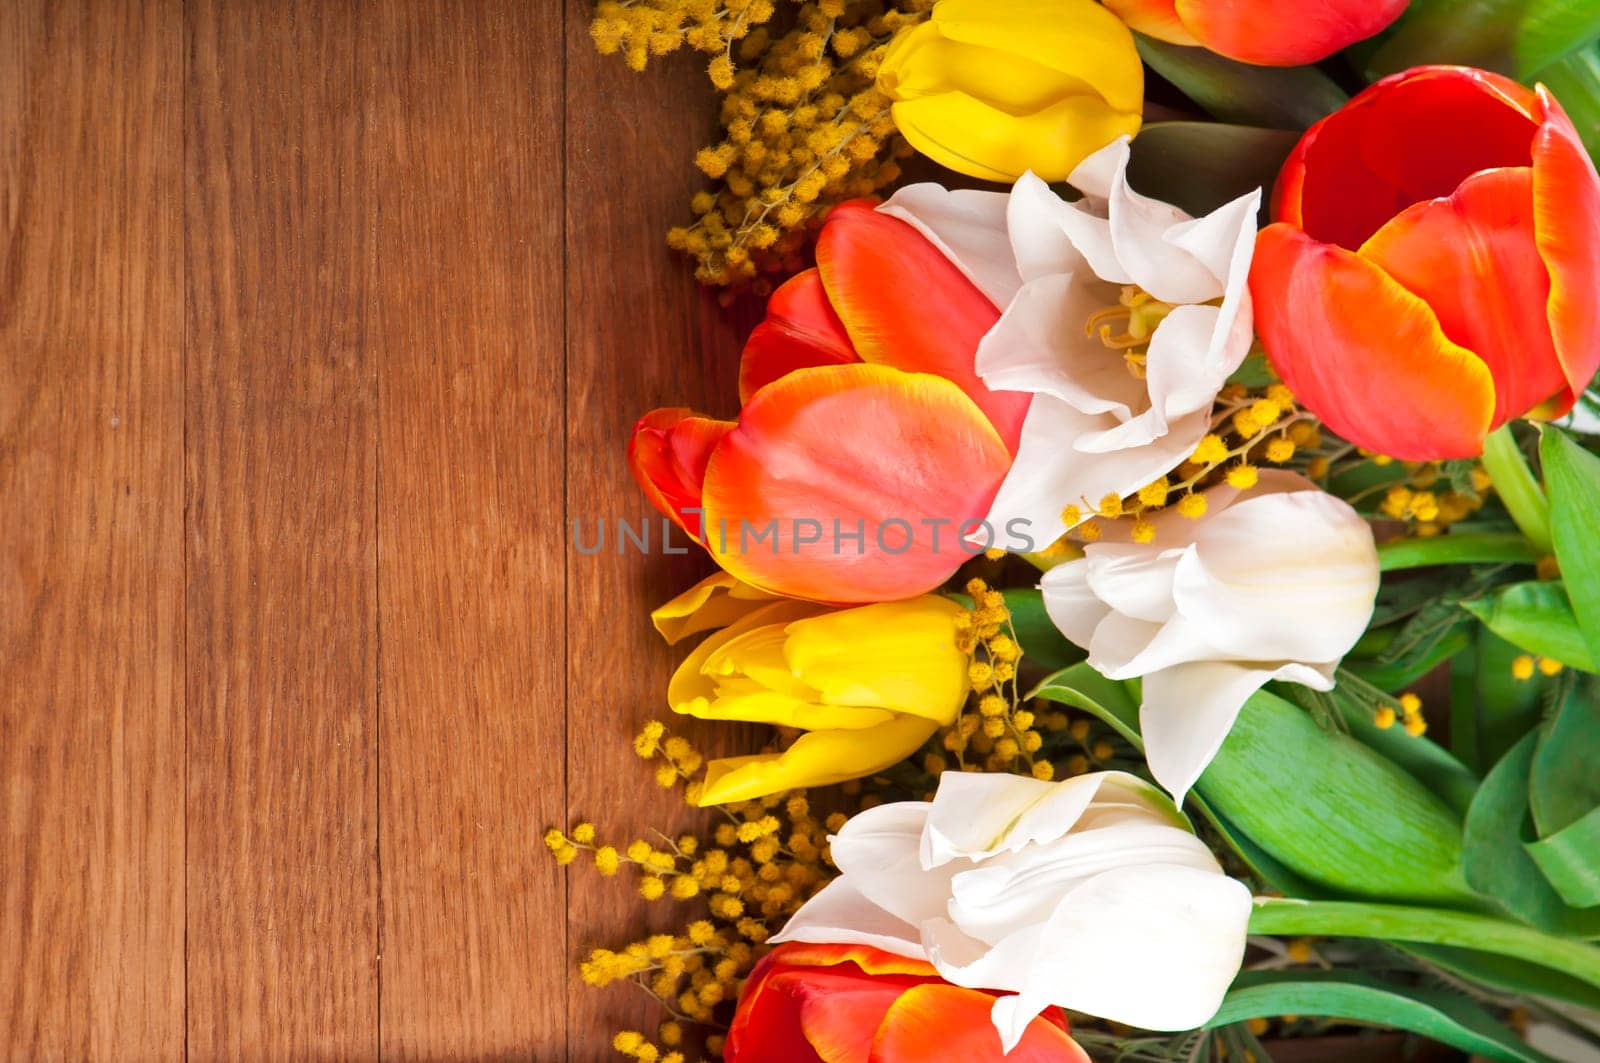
[1481,424,1553,554]
[1249,899,1600,991]
[1376,532,1540,572]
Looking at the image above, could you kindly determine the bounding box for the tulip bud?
[877,0,1143,182]
[657,576,971,804]
[1105,0,1406,66]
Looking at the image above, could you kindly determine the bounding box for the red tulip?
[1103,0,1405,66]
[726,943,1091,1063]
[1250,66,1600,460]
[629,202,1029,604]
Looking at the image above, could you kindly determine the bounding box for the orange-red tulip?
[725,943,1091,1063]
[1250,66,1600,460]
[629,202,1029,604]
[1104,0,1405,66]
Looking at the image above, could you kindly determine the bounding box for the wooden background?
[2,0,758,1057]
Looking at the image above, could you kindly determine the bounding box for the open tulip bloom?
[580,8,1600,1060]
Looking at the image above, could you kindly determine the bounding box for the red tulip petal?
[817,201,1029,451]
[1251,223,1496,460]
[1174,0,1404,65]
[701,363,1012,604]
[740,268,862,403]
[1282,66,1540,251]
[1533,85,1600,410]
[772,942,938,979]
[1360,165,1566,426]
[627,408,734,541]
[1101,0,1199,46]
[870,984,1091,1063]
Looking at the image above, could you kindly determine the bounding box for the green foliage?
[1134,35,1346,129]
[1461,582,1597,672]
[1540,427,1600,665]
[1208,970,1559,1063]
[1125,123,1295,221]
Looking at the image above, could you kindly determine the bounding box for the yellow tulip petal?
[677,689,897,731]
[695,716,942,806]
[651,572,779,645]
[782,598,970,724]
[667,601,825,712]
[891,92,1141,183]
[880,21,1099,114]
[932,0,1145,115]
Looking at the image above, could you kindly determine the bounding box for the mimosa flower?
[1104,0,1406,66]
[657,574,970,805]
[1041,472,1379,802]
[630,202,1029,604]
[773,770,1253,1047]
[726,942,1091,1063]
[1251,66,1600,460]
[877,0,1143,183]
[881,136,1260,549]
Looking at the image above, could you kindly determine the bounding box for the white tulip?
[1042,471,1380,804]
[772,770,1253,1050]
[880,136,1260,549]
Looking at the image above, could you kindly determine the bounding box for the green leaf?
[1207,970,1560,1063]
[1376,532,1541,572]
[1198,691,1477,906]
[1364,0,1526,78]
[1536,47,1600,161]
[1134,35,1346,130]
[1125,122,1295,220]
[1249,899,1600,996]
[1330,673,1481,818]
[1524,679,1600,907]
[1529,677,1600,836]
[1461,581,1598,672]
[1539,427,1600,666]
[1463,733,1600,934]
[1484,425,1554,553]
[1406,942,1600,1012]
[1515,0,1600,76]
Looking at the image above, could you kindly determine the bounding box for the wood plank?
[0,3,186,1057]
[563,2,762,1052]
[184,1,378,1055]
[365,1,569,1056]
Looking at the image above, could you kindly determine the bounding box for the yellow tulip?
[877,0,1144,183]
[653,574,970,805]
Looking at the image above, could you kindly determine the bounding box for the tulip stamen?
[1084,285,1176,379]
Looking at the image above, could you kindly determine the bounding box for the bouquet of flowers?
[552,1,1600,1059]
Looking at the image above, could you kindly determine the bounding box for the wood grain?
[563,0,761,1051]
[184,0,379,1056]
[365,1,569,1057]
[0,2,186,1057]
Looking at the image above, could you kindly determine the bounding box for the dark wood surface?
[2,0,752,1057]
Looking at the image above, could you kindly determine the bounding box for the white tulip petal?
[768,877,927,958]
[1007,172,1091,283]
[830,801,954,927]
[1064,136,1126,204]
[1139,659,1285,804]
[1091,610,1220,678]
[1171,491,1380,664]
[879,184,1021,308]
[924,771,1134,866]
[976,273,1144,416]
[1166,187,1262,290]
[1104,162,1223,306]
[1143,305,1234,423]
[1039,559,1110,649]
[1083,544,1184,623]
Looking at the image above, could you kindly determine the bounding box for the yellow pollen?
[1060,504,1082,526]
[1226,464,1259,489]
[1538,657,1564,676]
[1265,437,1295,463]
[1078,520,1102,542]
[1137,478,1169,508]
[1192,434,1229,465]
[1374,706,1397,729]
[1176,493,1208,519]
[1511,655,1536,681]
[1131,518,1156,544]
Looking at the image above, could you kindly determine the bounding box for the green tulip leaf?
[1535,47,1600,158]
[1405,942,1600,1013]
[1198,691,1476,906]
[1539,427,1600,666]
[1527,807,1600,908]
[1515,0,1600,77]
[1134,35,1346,130]
[1207,970,1560,1063]
[1463,733,1600,935]
[1329,673,1481,818]
[1523,679,1600,907]
[1364,0,1526,79]
[1250,899,1600,997]
[1461,581,1598,672]
[1125,122,1296,219]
